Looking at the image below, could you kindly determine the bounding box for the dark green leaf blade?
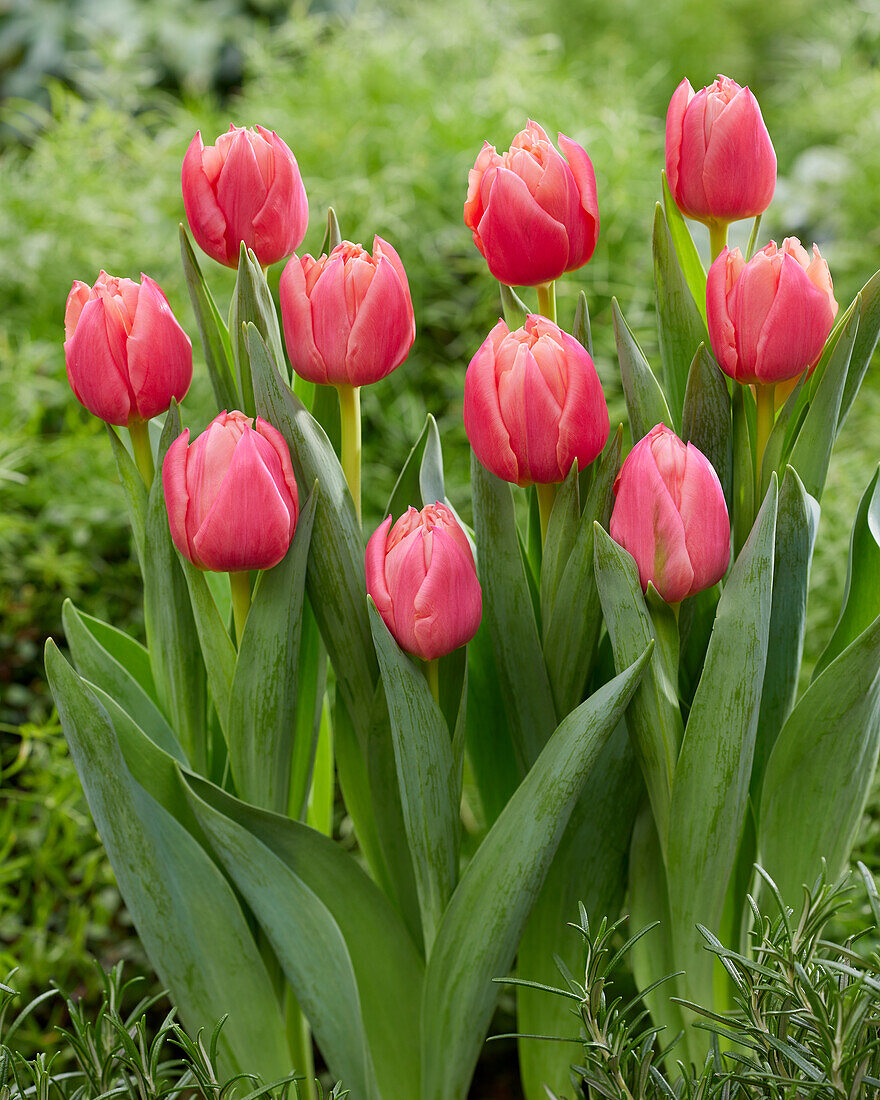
[612,298,674,444]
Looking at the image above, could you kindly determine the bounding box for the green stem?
[425,658,440,705]
[128,419,155,488]
[337,383,362,521]
[536,481,557,546]
[708,220,729,263]
[285,989,317,1100]
[754,383,776,505]
[536,281,557,324]
[229,571,252,647]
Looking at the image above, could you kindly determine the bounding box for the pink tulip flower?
[280,238,416,387]
[707,238,838,385]
[610,424,730,604]
[464,120,599,287]
[366,503,482,662]
[182,125,308,268]
[64,271,192,427]
[665,75,776,225]
[163,410,299,573]
[463,314,609,486]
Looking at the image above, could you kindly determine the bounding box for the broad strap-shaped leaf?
[681,344,732,512]
[759,611,880,903]
[368,600,459,953]
[230,243,287,414]
[179,559,236,734]
[837,267,880,435]
[71,608,157,703]
[106,425,147,562]
[387,414,447,519]
[290,598,328,821]
[184,775,424,1100]
[814,465,880,678]
[517,723,642,1099]
[612,298,674,443]
[471,454,557,769]
[788,299,859,500]
[759,375,806,499]
[653,202,709,428]
[248,324,376,744]
[542,431,622,717]
[666,478,777,1012]
[45,642,291,1081]
[731,384,754,556]
[753,467,819,795]
[226,489,316,812]
[594,526,682,849]
[539,462,579,629]
[420,646,653,1100]
[179,224,239,410]
[573,290,594,356]
[499,282,528,329]
[661,171,707,326]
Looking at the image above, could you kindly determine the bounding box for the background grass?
[1,0,878,1078]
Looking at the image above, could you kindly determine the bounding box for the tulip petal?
[412,529,483,661]
[555,330,609,473]
[162,430,200,565]
[181,132,230,267]
[308,253,351,380]
[373,237,416,336]
[381,530,430,657]
[679,443,730,592]
[252,128,309,265]
[254,417,300,521]
[557,134,600,269]
[185,416,242,536]
[706,249,740,378]
[702,88,776,221]
[463,324,520,484]
[754,255,836,382]
[345,254,415,385]
[126,276,193,421]
[64,297,134,426]
[477,168,569,287]
[676,88,711,218]
[365,515,395,625]
[517,346,566,483]
[64,281,91,342]
[730,251,780,378]
[665,78,694,204]
[215,129,269,262]
[279,257,327,385]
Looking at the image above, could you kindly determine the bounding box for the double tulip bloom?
[610,424,730,605]
[464,314,609,486]
[182,125,309,269]
[366,503,482,662]
[464,120,599,288]
[280,238,416,387]
[707,238,838,385]
[163,410,299,574]
[64,271,192,427]
[666,75,776,226]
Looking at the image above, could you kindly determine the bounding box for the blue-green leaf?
[837,268,880,435]
[681,344,732,511]
[230,243,287,414]
[179,224,238,411]
[612,298,674,444]
[661,171,707,326]
[500,283,528,329]
[179,560,236,735]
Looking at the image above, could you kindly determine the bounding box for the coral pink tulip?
[163,410,299,573]
[64,271,192,427]
[610,424,730,604]
[280,238,416,387]
[182,125,308,268]
[665,75,776,225]
[366,503,482,661]
[464,120,599,287]
[463,314,609,486]
[707,238,838,385]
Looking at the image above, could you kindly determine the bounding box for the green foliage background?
[0,0,878,1071]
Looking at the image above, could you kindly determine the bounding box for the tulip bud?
[610,424,730,604]
[182,125,308,269]
[707,238,838,385]
[64,271,192,427]
[463,120,599,287]
[665,75,776,225]
[366,503,482,662]
[463,314,609,486]
[280,238,416,388]
[162,410,299,573]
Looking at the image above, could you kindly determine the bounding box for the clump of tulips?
[50,75,880,1100]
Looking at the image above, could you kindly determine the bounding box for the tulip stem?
[536,482,557,546]
[337,383,362,522]
[708,221,729,263]
[754,383,776,504]
[229,571,252,647]
[537,281,557,324]
[128,419,155,488]
[425,658,441,705]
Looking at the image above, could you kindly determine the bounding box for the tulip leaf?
[45,642,291,1081]
[419,415,447,509]
[321,206,343,254]
[179,224,239,411]
[539,462,579,630]
[759,609,880,904]
[837,267,880,436]
[814,465,880,679]
[759,374,806,498]
[368,599,459,953]
[226,489,316,813]
[666,477,777,1012]
[543,431,622,716]
[179,560,236,735]
[471,454,557,769]
[71,608,157,703]
[290,599,328,821]
[420,645,653,1100]
[231,243,288,415]
[386,414,447,520]
[573,290,594,357]
[248,324,376,746]
[106,425,148,563]
[653,202,709,428]
[661,171,707,326]
[681,344,732,511]
[612,298,674,444]
[499,283,528,329]
[184,774,424,1100]
[752,467,819,796]
[517,722,642,1099]
[731,384,755,556]
[311,382,341,453]
[593,525,682,848]
[788,298,859,500]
